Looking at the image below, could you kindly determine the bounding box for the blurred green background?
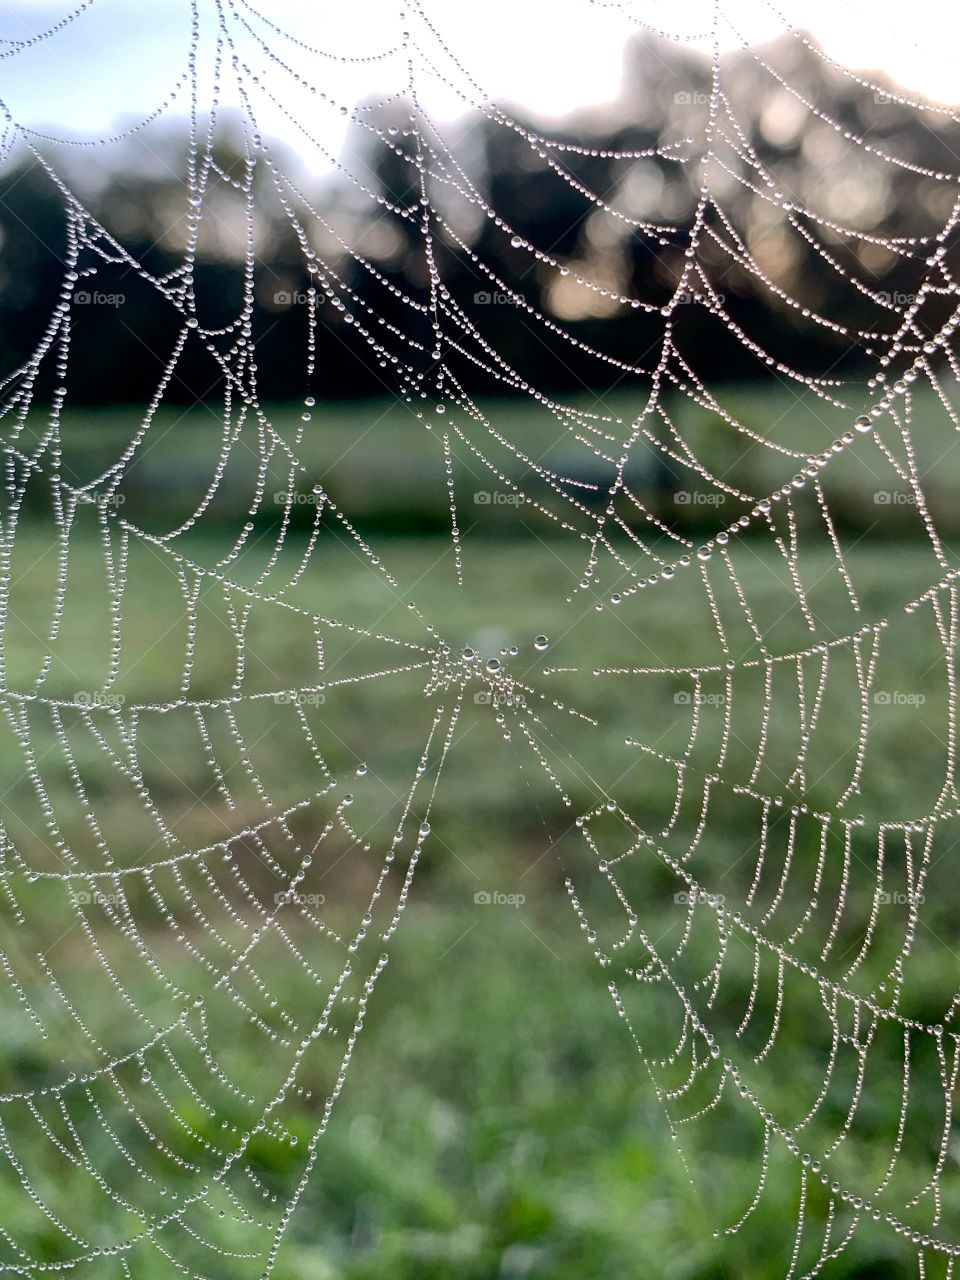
[3,383,958,1279]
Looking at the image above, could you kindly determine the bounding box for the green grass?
[20,378,960,541]
[1,393,959,1277]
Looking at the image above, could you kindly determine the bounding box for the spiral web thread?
[2,0,960,1274]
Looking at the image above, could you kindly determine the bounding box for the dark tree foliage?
[1,32,957,403]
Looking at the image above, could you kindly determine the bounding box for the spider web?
[1,0,960,1274]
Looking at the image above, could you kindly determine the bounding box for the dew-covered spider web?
[3,0,960,1274]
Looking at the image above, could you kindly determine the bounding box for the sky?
[0,0,957,171]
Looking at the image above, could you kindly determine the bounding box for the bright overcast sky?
[0,0,958,170]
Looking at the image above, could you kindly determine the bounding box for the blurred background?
[2,2,960,1277]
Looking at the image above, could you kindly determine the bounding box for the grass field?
[1,393,959,1277]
